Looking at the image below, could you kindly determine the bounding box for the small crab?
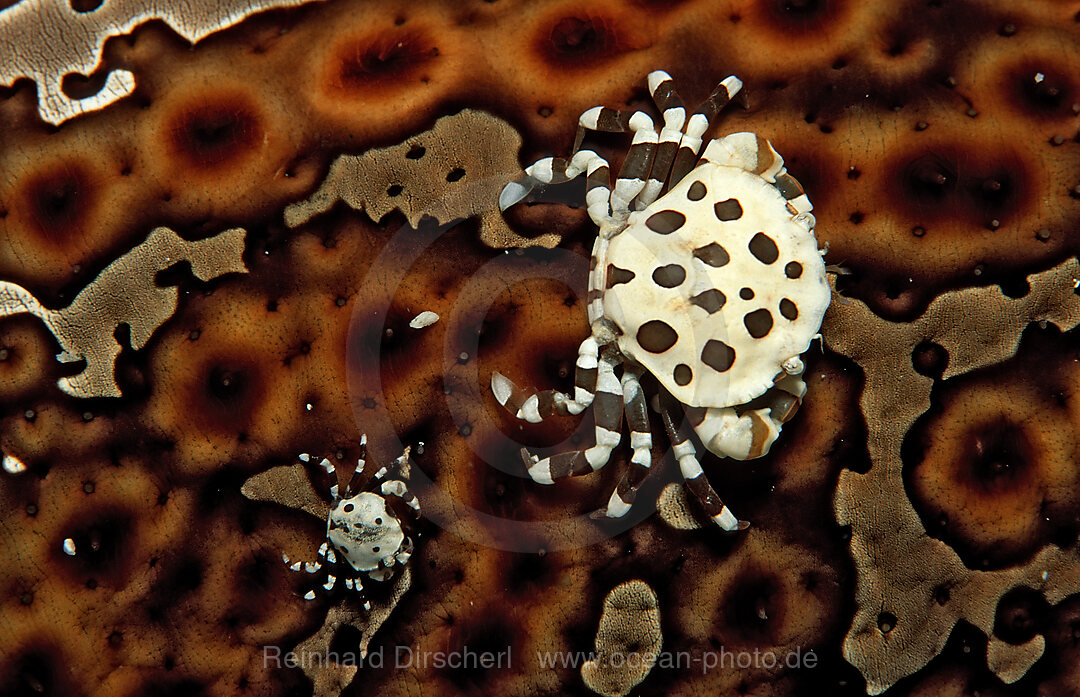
[283,436,419,607]
[492,70,830,530]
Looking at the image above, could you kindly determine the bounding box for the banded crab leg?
[283,451,344,600]
[657,391,748,532]
[499,149,614,225]
[342,434,368,499]
[283,540,340,600]
[520,350,623,483]
[635,69,689,209]
[664,73,744,196]
[491,336,599,423]
[598,366,658,519]
[573,106,659,218]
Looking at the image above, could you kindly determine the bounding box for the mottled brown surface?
[1,0,1079,696]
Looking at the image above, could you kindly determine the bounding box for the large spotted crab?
[492,70,830,530]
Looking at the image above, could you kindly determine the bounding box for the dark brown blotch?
[636,320,678,353]
[538,15,622,67]
[744,309,774,338]
[652,264,686,288]
[690,289,726,314]
[762,0,845,37]
[912,340,949,378]
[1008,63,1073,118]
[673,364,693,386]
[331,30,438,91]
[21,161,95,243]
[189,356,265,433]
[785,261,803,278]
[779,298,798,320]
[701,339,735,372]
[168,96,260,169]
[692,243,730,267]
[645,209,686,234]
[748,232,779,264]
[714,198,743,221]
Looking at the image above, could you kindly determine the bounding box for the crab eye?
[374,517,383,525]
[343,503,354,512]
[372,546,381,553]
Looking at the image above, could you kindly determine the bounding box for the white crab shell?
[327,492,405,573]
[603,154,829,408]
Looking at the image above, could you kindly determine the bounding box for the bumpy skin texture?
[1,1,1080,697]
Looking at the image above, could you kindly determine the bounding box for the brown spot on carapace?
[692,243,730,267]
[744,308,774,338]
[779,298,798,320]
[748,232,779,264]
[701,339,735,372]
[607,264,636,286]
[645,209,686,234]
[689,289,726,314]
[687,181,707,201]
[784,261,803,279]
[714,198,743,221]
[536,15,624,68]
[673,363,692,386]
[652,264,686,288]
[167,95,261,170]
[326,30,438,93]
[636,320,678,353]
[18,160,96,244]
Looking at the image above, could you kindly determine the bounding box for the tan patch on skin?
[285,109,561,249]
[0,226,247,398]
[0,0,327,124]
[581,580,662,697]
[824,258,1080,694]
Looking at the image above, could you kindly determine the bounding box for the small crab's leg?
[343,434,367,498]
[666,75,743,191]
[300,452,339,502]
[344,574,367,607]
[657,393,748,532]
[499,149,611,214]
[283,539,333,600]
[600,367,656,518]
[381,478,421,513]
[521,351,622,483]
[491,335,599,422]
[635,70,687,209]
